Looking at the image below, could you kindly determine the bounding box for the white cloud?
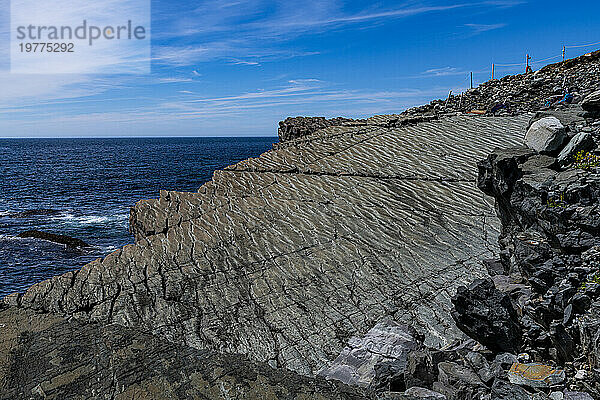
[464,23,506,34]
[158,77,193,83]
[152,0,520,67]
[422,67,465,77]
[230,59,261,66]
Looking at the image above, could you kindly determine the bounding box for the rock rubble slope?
[6,114,529,377]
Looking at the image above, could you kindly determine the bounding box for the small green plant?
[546,192,567,208]
[573,150,600,170]
[581,271,600,291]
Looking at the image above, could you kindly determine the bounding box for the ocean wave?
[0,234,25,241]
[53,213,129,226]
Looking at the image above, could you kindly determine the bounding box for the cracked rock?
[451,278,522,353]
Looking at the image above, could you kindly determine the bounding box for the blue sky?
[0,0,599,137]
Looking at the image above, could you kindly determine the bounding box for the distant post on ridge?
[470,72,473,89]
[562,46,566,62]
[525,54,532,74]
[491,64,495,80]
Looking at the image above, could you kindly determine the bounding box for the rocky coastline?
[2,52,600,399]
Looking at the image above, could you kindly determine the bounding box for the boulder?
[527,107,586,131]
[491,379,532,400]
[318,319,419,388]
[581,90,600,112]
[524,117,567,153]
[563,392,595,400]
[578,302,600,369]
[403,387,446,399]
[404,350,438,390]
[8,209,61,218]
[507,362,565,388]
[549,322,576,363]
[477,146,535,200]
[557,132,595,165]
[437,361,483,387]
[451,279,522,353]
[17,230,90,249]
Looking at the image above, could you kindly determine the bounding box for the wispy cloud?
[156,79,447,118]
[158,77,194,83]
[152,0,521,67]
[230,59,261,66]
[422,67,466,77]
[464,23,506,34]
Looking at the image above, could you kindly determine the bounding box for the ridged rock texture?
[6,114,529,378]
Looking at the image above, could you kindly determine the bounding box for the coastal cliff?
[10,114,527,373]
[2,51,600,399]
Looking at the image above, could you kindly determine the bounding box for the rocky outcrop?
[402,50,600,117]
[558,132,596,166]
[582,90,600,113]
[447,105,600,396]
[7,209,61,218]
[360,104,600,400]
[16,230,90,249]
[4,114,529,382]
[0,306,370,400]
[278,116,360,142]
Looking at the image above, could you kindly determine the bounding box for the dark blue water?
[0,137,275,298]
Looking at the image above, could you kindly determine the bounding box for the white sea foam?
[55,213,129,226]
[0,234,24,241]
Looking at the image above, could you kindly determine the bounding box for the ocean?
[0,137,275,298]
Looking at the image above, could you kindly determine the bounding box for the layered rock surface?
[0,306,369,400]
[6,114,529,379]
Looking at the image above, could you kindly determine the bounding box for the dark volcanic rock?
[17,230,90,249]
[473,126,600,397]
[477,146,535,199]
[451,278,522,353]
[8,209,61,218]
[582,90,600,112]
[558,132,595,166]
[490,379,531,400]
[278,116,357,142]
[579,301,600,369]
